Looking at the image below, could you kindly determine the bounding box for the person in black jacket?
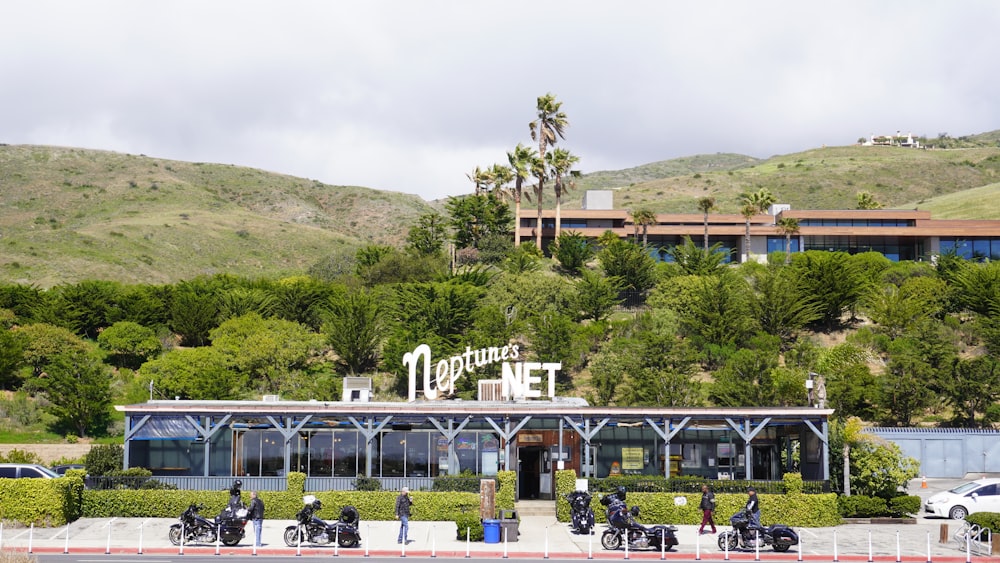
[394,487,413,544]
[248,491,265,547]
[698,484,717,535]
[745,486,761,530]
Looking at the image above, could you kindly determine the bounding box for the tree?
[140,346,244,400]
[709,341,780,407]
[446,194,513,250]
[0,325,24,389]
[529,93,569,249]
[323,290,385,374]
[748,266,822,345]
[774,217,800,265]
[878,337,937,426]
[553,231,594,274]
[666,237,729,276]
[941,355,1000,428]
[849,434,919,499]
[677,272,758,356]
[406,212,449,256]
[631,208,657,247]
[575,270,622,322]
[597,238,657,294]
[546,148,580,239]
[170,286,219,347]
[738,188,775,262]
[38,351,112,437]
[97,321,163,370]
[789,251,867,329]
[506,144,537,247]
[697,196,716,251]
[466,166,491,196]
[856,191,883,210]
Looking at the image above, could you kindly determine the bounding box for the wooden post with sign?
[480,479,496,521]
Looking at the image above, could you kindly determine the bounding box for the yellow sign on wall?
[621,447,644,470]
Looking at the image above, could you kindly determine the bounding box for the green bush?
[455,512,484,541]
[85,444,123,476]
[0,475,80,526]
[496,471,515,510]
[965,512,1000,537]
[888,495,921,517]
[586,474,824,494]
[838,495,888,518]
[432,472,496,492]
[353,475,382,491]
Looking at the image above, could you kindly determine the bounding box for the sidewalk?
[0,515,992,561]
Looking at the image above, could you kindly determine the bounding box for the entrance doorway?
[751,444,778,480]
[518,447,543,500]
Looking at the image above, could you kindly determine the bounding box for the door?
[751,445,777,480]
[518,447,542,500]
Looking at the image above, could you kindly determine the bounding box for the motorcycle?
[717,510,798,552]
[283,499,362,548]
[168,503,247,546]
[599,494,678,551]
[566,490,595,534]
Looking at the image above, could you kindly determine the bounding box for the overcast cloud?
[3,1,999,201]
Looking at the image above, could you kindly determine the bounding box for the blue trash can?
[483,519,501,544]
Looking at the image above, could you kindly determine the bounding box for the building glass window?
[767,236,799,255]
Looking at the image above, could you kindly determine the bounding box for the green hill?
[3,135,1000,287]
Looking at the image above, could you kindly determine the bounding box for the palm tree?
[507,144,537,247]
[529,93,569,250]
[697,196,716,251]
[775,216,800,265]
[529,154,548,250]
[738,188,776,262]
[545,148,580,239]
[631,208,658,247]
[856,191,883,210]
[466,166,492,196]
[489,163,514,196]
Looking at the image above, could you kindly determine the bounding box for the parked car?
[0,463,59,479]
[924,478,1000,519]
[51,463,86,475]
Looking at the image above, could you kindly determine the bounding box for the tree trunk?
[843,444,851,496]
[535,183,545,251]
[514,196,522,247]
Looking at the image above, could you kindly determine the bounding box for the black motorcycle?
[566,490,595,534]
[717,510,798,552]
[168,503,247,546]
[283,500,361,548]
[599,496,678,551]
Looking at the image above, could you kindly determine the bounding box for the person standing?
[248,490,265,547]
[394,487,413,544]
[745,486,761,530]
[698,484,717,535]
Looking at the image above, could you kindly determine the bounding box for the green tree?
[49,280,126,339]
[530,311,581,390]
[575,270,622,322]
[697,196,715,251]
[217,287,277,322]
[774,217,800,265]
[506,144,538,247]
[140,346,244,400]
[0,325,24,389]
[816,343,879,420]
[169,286,219,347]
[501,245,541,274]
[446,193,513,250]
[849,435,919,499]
[597,238,657,294]
[862,277,947,339]
[941,355,1000,428]
[631,208,658,247]
[856,191,883,210]
[38,351,112,437]
[97,321,163,370]
[529,93,569,249]
[748,266,823,345]
[666,237,729,276]
[406,213,449,256]
[16,322,92,378]
[678,272,758,360]
[738,188,775,262]
[553,231,594,274]
[709,341,780,407]
[546,148,580,239]
[270,276,336,329]
[323,290,384,374]
[878,337,937,426]
[789,251,867,329]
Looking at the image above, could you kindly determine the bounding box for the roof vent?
[342,377,373,402]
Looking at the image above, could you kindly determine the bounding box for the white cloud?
[3,1,999,201]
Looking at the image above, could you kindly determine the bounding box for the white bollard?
[926,531,932,563]
[755,529,760,561]
[179,521,185,555]
[1,521,4,550]
[105,518,115,555]
[138,519,145,555]
[896,530,901,563]
[544,525,549,560]
[797,531,803,562]
[365,523,370,558]
[588,527,593,560]
[465,527,470,559]
[215,527,221,555]
[965,529,971,563]
[833,529,839,563]
[296,525,302,557]
[28,523,34,554]
[502,526,508,559]
[625,529,630,560]
[724,531,729,561]
[432,524,437,558]
[695,528,700,561]
[661,528,666,560]
[401,524,406,558]
[335,525,340,557]
[868,529,873,563]
[64,521,70,554]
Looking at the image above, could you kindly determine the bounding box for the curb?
[5,546,991,561]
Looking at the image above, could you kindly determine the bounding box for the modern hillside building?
[519,191,1000,263]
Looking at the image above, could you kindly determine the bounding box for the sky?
[4,1,999,202]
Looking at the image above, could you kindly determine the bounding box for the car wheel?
[949,505,968,520]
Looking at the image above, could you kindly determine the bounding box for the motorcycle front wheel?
[284,526,304,547]
[168,525,183,546]
[718,531,739,551]
[601,530,622,550]
[338,533,359,548]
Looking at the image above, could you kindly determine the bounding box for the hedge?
[557,470,840,528]
[0,474,83,526]
[965,512,1000,537]
[838,495,921,518]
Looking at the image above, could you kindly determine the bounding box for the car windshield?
[949,482,982,494]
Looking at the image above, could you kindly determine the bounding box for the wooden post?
[938,523,948,544]
[480,479,496,521]
[992,533,999,555]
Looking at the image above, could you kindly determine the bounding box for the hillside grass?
[905,181,1000,219]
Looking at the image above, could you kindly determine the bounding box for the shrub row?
[586,474,825,494]
[560,471,841,527]
[837,495,921,518]
[0,473,83,526]
[964,512,1000,537]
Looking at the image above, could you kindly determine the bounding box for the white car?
[924,478,1000,519]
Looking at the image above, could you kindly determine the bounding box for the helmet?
[312,499,322,510]
[630,506,640,517]
[233,479,242,489]
[616,485,627,501]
